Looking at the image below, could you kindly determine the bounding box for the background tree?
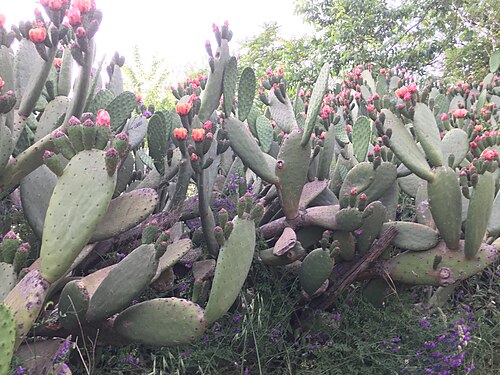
[293,0,499,78]
[237,22,321,92]
[122,46,175,111]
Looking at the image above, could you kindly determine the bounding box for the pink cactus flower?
[481,148,498,161]
[453,108,468,118]
[29,26,47,43]
[96,109,110,127]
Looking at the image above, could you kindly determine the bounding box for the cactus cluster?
[0,2,499,372]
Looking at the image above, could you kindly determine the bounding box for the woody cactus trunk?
[1,2,500,373]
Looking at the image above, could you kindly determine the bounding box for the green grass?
[63,260,499,375]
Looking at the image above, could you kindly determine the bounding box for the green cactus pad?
[237,67,256,122]
[89,89,115,115]
[382,109,434,182]
[123,115,148,149]
[114,152,134,196]
[4,270,50,348]
[339,162,376,207]
[333,231,356,261]
[223,56,238,117]
[487,189,500,238]
[300,248,334,296]
[317,123,336,180]
[224,117,278,184]
[305,205,362,232]
[398,173,425,198]
[58,280,90,331]
[260,242,306,266]
[361,70,376,94]
[276,129,311,219]
[256,115,274,153]
[379,181,400,221]
[0,303,15,375]
[464,172,495,259]
[114,297,207,346]
[40,149,116,282]
[376,74,388,97]
[329,154,355,196]
[86,244,158,322]
[412,103,444,167]
[90,188,159,242]
[147,112,170,175]
[20,165,58,236]
[205,216,255,324]
[57,48,73,97]
[0,262,16,301]
[34,97,70,141]
[355,201,387,255]
[449,95,465,112]
[58,266,114,330]
[384,240,498,286]
[198,39,230,121]
[106,91,137,132]
[299,180,328,210]
[352,116,372,162]
[441,128,468,168]
[0,124,13,175]
[363,162,397,203]
[152,239,192,283]
[490,49,500,73]
[268,90,297,133]
[302,63,330,146]
[427,166,462,250]
[382,221,439,251]
[109,65,124,95]
[415,182,436,228]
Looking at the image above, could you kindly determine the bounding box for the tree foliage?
[293,0,499,78]
[122,46,175,111]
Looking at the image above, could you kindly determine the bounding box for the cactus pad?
[382,221,439,251]
[237,67,256,122]
[300,248,334,296]
[204,216,255,324]
[40,149,116,282]
[114,298,207,346]
[86,244,158,322]
[0,303,15,375]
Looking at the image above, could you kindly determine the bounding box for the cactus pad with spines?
[256,115,274,153]
[427,166,462,250]
[222,56,238,117]
[4,270,50,348]
[464,172,495,259]
[382,109,434,181]
[412,103,444,167]
[385,240,499,286]
[382,221,439,251]
[106,91,136,132]
[275,129,311,219]
[204,216,256,324]
[301,63,330,146]
[114,297,207,346]
[152,239,193,282]
[224,117,278,184]
[86,244,158,322]
[40,149,117,282]
[0,303,15,375]
[356,201,387,255]
[90,188,159,242]
[300,248,334,296]
[0,263,16,301]
[352,115,371,162]
[147,112,170,175]
[237,67,256,122]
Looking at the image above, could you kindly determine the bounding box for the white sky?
[5,0,313,85]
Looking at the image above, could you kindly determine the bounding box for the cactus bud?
[214,226,225,246]
[43,150,65,176]
[0,230,21,264]
[112,132,129,157]
[218,208,228,229]
[13,242,30,273]
[0,90,16,114]
[142,220,159,244]
[223,220,234,240]
[237,196,246,218]
[105,147,119,176]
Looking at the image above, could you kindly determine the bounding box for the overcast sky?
[6,0,313,83]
